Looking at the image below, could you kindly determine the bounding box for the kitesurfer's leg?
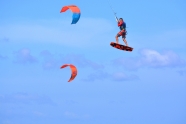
[123,38,128,46]
[116,31,121,43]
[115,35,119,43]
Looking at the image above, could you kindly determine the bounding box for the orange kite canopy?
[60,64,77,82]
[60,5,80,13]
[60,5,81,24]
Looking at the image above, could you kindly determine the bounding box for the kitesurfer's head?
[119,18,124,22]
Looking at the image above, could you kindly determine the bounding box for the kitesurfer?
[115,18,128,46]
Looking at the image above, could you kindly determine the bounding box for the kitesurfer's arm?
[118,21,123,26]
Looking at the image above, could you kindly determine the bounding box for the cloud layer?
[140,49,185,67]
[112,49,186,70]
[13,48,37,64]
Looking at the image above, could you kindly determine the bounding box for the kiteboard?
[110,42,133,52]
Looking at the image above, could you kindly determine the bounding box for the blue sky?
[0,0,186,124]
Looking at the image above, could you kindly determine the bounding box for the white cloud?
[140,49,185,68]
[112,49,186,70]
[13,48,37,64]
